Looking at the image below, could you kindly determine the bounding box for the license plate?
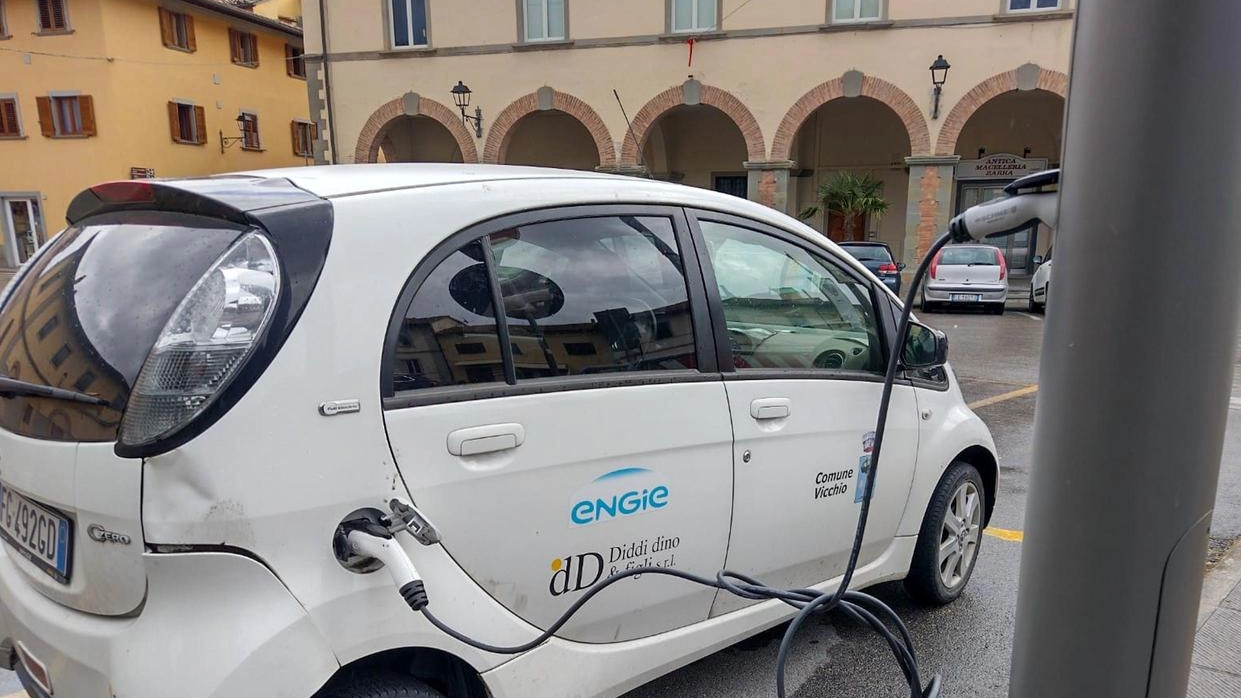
[0,484,72,585]
[950,293,983,302]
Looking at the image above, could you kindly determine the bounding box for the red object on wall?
[688,37,695,67]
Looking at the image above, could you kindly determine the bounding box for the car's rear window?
[940,247,998,266]
[0,211,245,442]
[840,245,892,263]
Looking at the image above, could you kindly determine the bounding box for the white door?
[2,198,43,266]
[382,209,734,643]
[690,215,920,616]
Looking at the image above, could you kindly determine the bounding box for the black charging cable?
[389,230,956,698]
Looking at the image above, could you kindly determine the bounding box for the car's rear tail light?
[119,232,280,448]
[878,263,898,274]
[929,252,941,280]
[995,249,1008,280]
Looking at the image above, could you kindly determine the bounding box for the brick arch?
[484,89,615,168]
[935,67,1068,156]
[354,95,479,164]
[619,83,765,166]
[770,75,931,161]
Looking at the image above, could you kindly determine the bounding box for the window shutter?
[285,44,293,76]
[50,0,65,29]
[194,106,206,144]
[290,120,300,155]
[79,95,96,136]
[158,8,174,47]
[229,28,239,63]
[37,0,52,30]
[250,35,260,67]
[185,15,197,51]
[35,97,54,137]
[167,101,180,141]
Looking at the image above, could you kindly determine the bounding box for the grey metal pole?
[1009,2,1241,697]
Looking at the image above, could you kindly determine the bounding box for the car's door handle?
[447,423,525,456]
[750,398,791,420]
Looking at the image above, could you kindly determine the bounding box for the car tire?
[315,672,446,698]
[920,295,935,313]
[905,462,986,606]
[1027,286,1038,313]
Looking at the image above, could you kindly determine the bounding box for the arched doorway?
[642,104,749,196]
[375,115,464,163]
[953,89,1065,274]
[501,111,600,170]
[788,96,912,251]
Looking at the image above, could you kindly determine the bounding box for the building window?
[0,97,21,137]
[832,0,881,23]
[291,120,316,157]
[389,0,429,48]
[229,29,259,66]
[35,0,68,32]
[1007,0,1061,11]
[0,0,10,38]
[36,95,94,137]
[285,43,305,78]
[158,8,196,51]
[670,0,715,32]
[239,112,261,150]
[168,101,205,145]
[523,0,564,42]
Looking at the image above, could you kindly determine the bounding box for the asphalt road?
[2,304,1240,698]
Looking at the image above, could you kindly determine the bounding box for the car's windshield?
[840,245,892,263]
[941,247,998,265]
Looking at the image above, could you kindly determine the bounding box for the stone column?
[744,160,797,214]
[902,155,960,271]
[598,164,650,177]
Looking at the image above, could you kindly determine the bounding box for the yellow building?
[0,0,311,279]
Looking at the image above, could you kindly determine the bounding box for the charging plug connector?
[345,528,429,611]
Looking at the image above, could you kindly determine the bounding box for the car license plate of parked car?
[950,294,983,302]
[0,483,72,584]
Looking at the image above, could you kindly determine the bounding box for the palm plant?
[799,172,889,241]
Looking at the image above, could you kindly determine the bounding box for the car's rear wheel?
[1028,285,1039,312]
[905,462,985,605]
[316,672,445,698]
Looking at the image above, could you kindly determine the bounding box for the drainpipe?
[318,0,338,164]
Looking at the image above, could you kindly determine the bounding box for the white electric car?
[0,165,996,698]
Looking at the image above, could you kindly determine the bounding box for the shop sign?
[956,154,1049,180]
[129,167,156,179]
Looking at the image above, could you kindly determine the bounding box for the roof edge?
[175,0,303,39]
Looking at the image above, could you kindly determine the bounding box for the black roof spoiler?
[66,176,323,226]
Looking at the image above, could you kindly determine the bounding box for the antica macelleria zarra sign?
[956,153,1050,180]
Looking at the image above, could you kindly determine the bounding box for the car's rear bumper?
[0,548,337,698]
[924,283,1008,304]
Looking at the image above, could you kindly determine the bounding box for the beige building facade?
[303,0,1073,271]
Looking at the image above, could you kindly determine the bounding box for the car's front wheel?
[905,462,986,605]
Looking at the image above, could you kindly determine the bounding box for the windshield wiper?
[0,376,111,407]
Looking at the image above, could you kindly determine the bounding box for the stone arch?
[935,65,1069,156]
[770,73,932,161]
[619,80,765,166]
[354,93,479,164]
[483,87,615,168]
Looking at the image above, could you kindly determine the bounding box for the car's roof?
[838,241,890,247]
[236,163,630,199]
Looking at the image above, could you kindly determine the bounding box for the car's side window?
[392,240,505,392]
[699,220,884,374]
[487,215,697,378]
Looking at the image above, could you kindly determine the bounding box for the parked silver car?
[921,244,1008,315]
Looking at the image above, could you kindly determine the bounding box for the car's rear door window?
[940,247,998,265]
[488,216,696,378]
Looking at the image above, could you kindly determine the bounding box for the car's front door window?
[699,220,884,373]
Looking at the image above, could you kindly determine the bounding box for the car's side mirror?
[897,262,907,271]
[1032,255,1044,265]
[902,322,948,368]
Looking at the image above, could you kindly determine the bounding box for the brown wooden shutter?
[36,97,54,137]
[194,106,206,144]
[250,35,259,67]
[290,120,300,155]
[167,101,180,141]
[229,28,240,63]
[79,95,96,136]
[185,15,197,51]
[158,8,174,47]
[285,44,294,76]
[37,0,52,30]
[0,100,18,136]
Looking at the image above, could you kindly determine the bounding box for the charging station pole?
[1009,2,1241,697]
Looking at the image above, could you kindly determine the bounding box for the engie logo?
[570,467,669,526]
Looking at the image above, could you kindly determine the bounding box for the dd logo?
[549,552,604,596]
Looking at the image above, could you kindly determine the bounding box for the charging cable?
[341,169,1062,698]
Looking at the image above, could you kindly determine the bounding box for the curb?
[1198,539,1241,629]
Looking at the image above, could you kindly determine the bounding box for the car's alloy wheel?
[905,462,986,605]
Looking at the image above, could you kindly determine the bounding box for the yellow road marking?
[985,527,1024,542]
[968,384,1039,410]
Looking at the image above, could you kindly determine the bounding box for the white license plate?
[0,484,72,584]
[950,293,983,302]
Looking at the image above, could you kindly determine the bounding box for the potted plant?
[799,172,889,242]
